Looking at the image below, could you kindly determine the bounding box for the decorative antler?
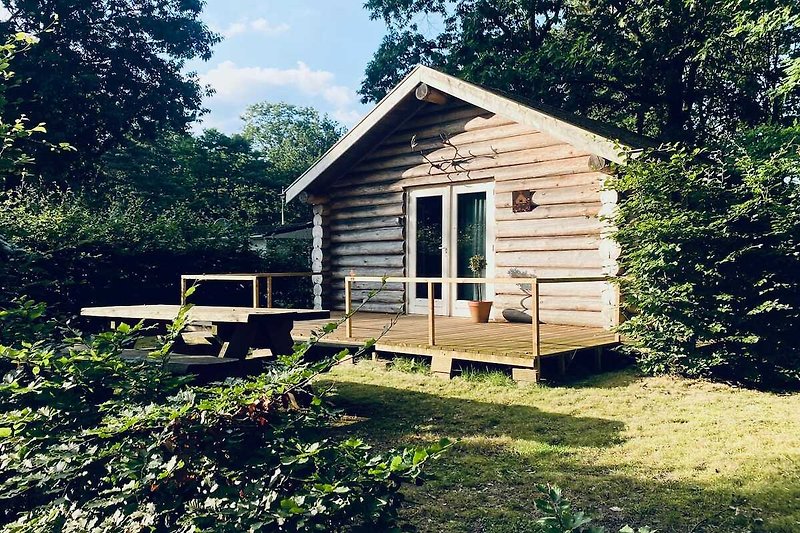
[411,132,499,181]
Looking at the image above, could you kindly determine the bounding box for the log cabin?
[285,65,653,381]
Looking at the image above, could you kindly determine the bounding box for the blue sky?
[189,1,388,134]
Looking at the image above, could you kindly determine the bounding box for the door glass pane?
[415,195,443,299]
[456,191,487,301]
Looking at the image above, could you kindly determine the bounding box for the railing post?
[345,277,353,338]
[266,276,273,309]
[531,278,540,359]
[252,276,260,308]
[427,281,436,346]
[180,277,188,305]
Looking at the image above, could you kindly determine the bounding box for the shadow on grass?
[326,380,625,448]
[319,378,788,533]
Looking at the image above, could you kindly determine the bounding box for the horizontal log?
[330,192,404,209]
[496,217,602,238]
[332,241,404,256]
[502,184,601,207]
[355,132,561,173]
[492,294,603,313]
[359,143,586,184]
[329,203,405,221]
[331,267,405,278]
[332,289,405,305]
[366,123,540,161]
[331,301,406,314]
[540,309,606,328]
[393,105,486,132]
[494,170,603,193]
[500,266,603,279]
[350,281,405,292]
[416,83,449,104]
[338,144,589,187]
[333,154,595,193]
[329,216,404,232]
[329,227,404,243]
[496,281,605,298]
[496,250,603,269]
[495,203,601,222]
[332,255,405,269]
[386,112,513,147]
[494,235,601,253]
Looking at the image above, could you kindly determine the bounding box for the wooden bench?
[81,305,330,359]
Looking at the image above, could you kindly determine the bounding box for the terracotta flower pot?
[468,300,493,323]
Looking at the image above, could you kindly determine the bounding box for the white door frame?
[407,187,451,315]
[406,182,495,317]
[449,181,495,317]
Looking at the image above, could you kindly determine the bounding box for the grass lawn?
[317,361,800,532]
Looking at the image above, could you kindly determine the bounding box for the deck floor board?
[292,312,617,366]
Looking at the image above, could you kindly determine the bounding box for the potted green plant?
[467,254,492,323]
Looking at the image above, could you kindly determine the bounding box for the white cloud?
[218,17,290,39]
[199,60,361,126]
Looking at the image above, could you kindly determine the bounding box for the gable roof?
[285,65,654,202]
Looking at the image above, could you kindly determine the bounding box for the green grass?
[389,356,431,374]
[318,364,800,532]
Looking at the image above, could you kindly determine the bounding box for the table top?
[81,304,330,324]
[181,272,312,281]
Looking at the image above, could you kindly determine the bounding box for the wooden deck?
[292,312,618,377]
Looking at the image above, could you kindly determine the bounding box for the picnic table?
[81,304,330,359]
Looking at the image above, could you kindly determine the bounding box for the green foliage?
[0,0,219,184]
[389,356,430,374]
[362,0,800,143]
[611,125,800,388]
[242,102,344,178]
[458,367,516,387]
[0,297,52,346]
[0,301,452,531]
[0,188,269,316]
[99,129,285,226]
[533,484,654,533]
[0,31,71,185]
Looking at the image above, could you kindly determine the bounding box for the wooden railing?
[181,272,313,308]
[344,275,620,358]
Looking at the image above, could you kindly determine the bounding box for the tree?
[361,0,800,143]
[0,0,219,186]
[242,102,344,179]
[99,130,282,226]
[611,126,800,388]
[0,31,70,187]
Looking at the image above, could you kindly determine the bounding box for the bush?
[0,301,450,531]
[611,126,800,388]
[0,189,310,317]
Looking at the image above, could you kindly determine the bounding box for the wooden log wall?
[313,98,617,327]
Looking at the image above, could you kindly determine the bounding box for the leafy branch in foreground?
[0,298,452,532]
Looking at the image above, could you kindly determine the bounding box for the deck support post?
[427,281,436,346]
[558,354,567,376]
[512,368,539,384]
[430,356,453,380]
[594,347,603,371]
[345,277,353,338]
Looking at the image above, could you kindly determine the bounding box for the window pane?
[415,195,443,299]
[456,191,486,301]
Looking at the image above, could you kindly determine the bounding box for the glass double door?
[407,182,494,317]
